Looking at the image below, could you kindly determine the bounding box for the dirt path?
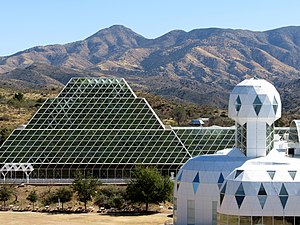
[0,211,172,225]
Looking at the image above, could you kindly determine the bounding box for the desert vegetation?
[0,168,173,214]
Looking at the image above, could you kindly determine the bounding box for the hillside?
[0,25,300,110]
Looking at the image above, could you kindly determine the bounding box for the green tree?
[55,187,73,210]
[94,192,106,210]
[26,190,38,210]
[94,186,125,210]
[0,184,13,207]
[40,189,54,206]
[126,167,173,212]
[72,172,100,211]
[172,106,186,126]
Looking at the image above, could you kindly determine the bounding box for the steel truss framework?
[0,163,34,183]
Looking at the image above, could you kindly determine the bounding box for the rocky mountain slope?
[0,25,300,109]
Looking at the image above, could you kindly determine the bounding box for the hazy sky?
[1,0,300,56]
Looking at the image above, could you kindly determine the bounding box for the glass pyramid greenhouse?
[0,77,290,182]
[0,77,193,181]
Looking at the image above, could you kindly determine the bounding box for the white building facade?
[174,78,300,225]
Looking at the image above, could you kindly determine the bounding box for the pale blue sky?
[1,0,300,56]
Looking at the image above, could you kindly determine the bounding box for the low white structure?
[219,152,300,224]
[174,78,300,225]
[174,148,247,225]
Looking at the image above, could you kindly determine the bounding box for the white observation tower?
[228,78,281,157]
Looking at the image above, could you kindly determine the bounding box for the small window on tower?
[235,96,241,113]
[273,97,278,114]
[253,96,262,116]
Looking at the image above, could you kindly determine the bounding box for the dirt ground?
[0,211,172,225]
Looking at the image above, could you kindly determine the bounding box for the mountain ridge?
[0,25,300,111]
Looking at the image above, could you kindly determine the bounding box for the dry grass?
[0,88,58,129]
[0,211,172,225]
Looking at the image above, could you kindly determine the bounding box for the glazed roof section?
[26,77,165,130]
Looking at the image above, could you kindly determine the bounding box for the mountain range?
[0,25,300,111]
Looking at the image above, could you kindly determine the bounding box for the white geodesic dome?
[219,152,300,217]
[228,78,281,125]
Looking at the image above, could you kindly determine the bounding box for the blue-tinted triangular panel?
[220,182,227,194]
[288,170,297,180]
[218,173,224,184]
[193,172,200,183]
[279,184,288,196]
[267,170,275,180]
[235,183,245,196]
[258,195,267,209]
[273,97,278,114]
[235,96,241,112]
[253,96,262,115]
[220,182,227,205]
[273,105,278,114]
[220,193,225,205]
[218,173,225,189]
[258,183,267,195]
[254,105,262,116]
[193,182,199,194]
[235,195,245,208]
[253,96,262,104]
[177,171,183,181]
[235,170,243,179]
[279,196,288,209]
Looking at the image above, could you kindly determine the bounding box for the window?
[273,96,278,114]
[187,200,195,225]
[253,96,262,116]
[235,96,241,113]
[279,184,288,209]
[235,183,245,208]
[212,201,217,225]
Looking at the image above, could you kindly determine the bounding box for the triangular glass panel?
[279,184,288,196]
[220,182,227,194]
[258,183,267,195]
[218,173,224,189]
[220,193,225,205]
[218,173,224,184]
[253,96,262,104]
[279,196,288,209]
[267,170,275,180]
[273,97,278,114]
[235,96,242,112]
[253,96,262,115]
[192,182,199,194]
[288,170,297,180]
[258,195,267,209]
[193,172,200,183]
[254,105,262,116]
[235,183,245,196]
[235,170,243,179]
[177,171,183,181]
[235,195,245,208]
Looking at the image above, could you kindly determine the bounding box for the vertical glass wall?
[187,200,195,225]
[218,213,299,225]
[212,201,218,225]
